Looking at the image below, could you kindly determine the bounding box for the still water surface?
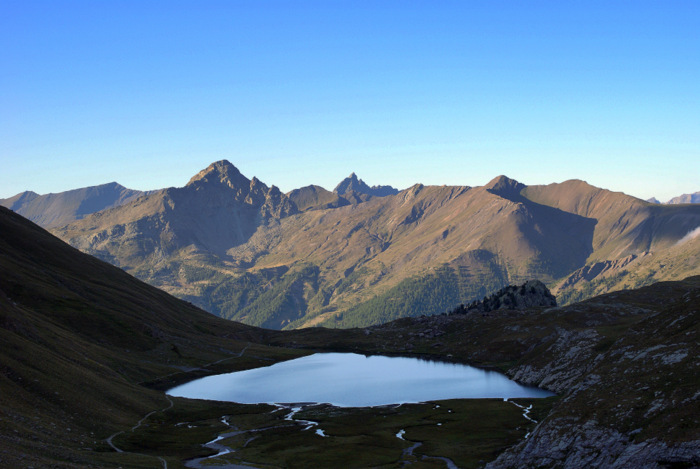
[168,353,554,407]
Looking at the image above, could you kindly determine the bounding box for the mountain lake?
[167,353,554,406]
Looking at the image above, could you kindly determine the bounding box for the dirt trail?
[137,344,251,386]
[106,395,174,468]
[106,343,252,467]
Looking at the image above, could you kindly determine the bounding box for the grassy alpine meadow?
[111,396,557,469]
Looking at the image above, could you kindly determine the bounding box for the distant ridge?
[667,191,700,204]
[0,182,149,228]
[646,191,699,205]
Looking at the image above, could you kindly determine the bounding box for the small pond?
[167,353,554,407]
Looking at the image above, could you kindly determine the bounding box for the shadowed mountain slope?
[0,205,303,467]
[520,180,700,301]
[522,180,697,258]
[0,182,148,228]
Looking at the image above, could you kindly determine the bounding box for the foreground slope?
[52,163,700,329]
[0,206,303,467]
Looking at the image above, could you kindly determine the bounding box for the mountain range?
[1,204,697,467]
[4,160,699,329]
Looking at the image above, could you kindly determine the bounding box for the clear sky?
[2,1,698,201]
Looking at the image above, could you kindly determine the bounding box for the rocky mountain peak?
[186,160,249,190]
[484,175,526,201]
[183,161,295,217]
[334,173,370,195]
[334,173,399,198]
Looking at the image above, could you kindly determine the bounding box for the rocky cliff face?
[487,420,700,469]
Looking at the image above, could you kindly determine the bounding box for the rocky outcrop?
[507,327,599,394]
[452,280,557,314]
[261,185,298,219]
[487,419,700,468]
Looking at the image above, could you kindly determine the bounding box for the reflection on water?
[167,353,554,407]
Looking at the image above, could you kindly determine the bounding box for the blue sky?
[2,1,698,201]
